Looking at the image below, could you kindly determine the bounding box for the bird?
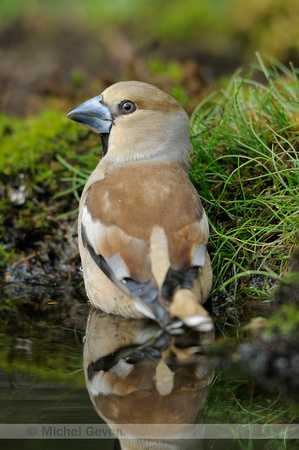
[83,311,215,446]
[83,311,215,448]
[66,81,213,331]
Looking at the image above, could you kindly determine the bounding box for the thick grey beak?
[66,94,113,134]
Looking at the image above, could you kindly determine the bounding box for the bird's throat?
[100,133,110,156]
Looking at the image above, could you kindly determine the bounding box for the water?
[1,292,298,450]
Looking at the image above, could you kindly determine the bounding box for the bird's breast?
[86,162,203,240]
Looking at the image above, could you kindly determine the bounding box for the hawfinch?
[66,81,213,331]
[84,310,215,445]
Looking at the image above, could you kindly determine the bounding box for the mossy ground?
[0,5,298,432]
[0,57,299,393]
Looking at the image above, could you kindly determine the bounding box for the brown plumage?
[66,81,213,331]
[83,311,215,447]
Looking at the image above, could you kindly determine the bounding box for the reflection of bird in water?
[66,82,213,332]
[83,310,215,449]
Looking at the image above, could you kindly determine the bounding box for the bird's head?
[66,81,192,166]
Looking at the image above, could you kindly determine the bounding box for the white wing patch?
[88,364,133,396]
[89,371,109,396]
[190,212,209,266]
[110,360,134,377]
[200,212,209,242]
[191,244,206,267]
[82,204,132,280]
[82,205,103,254]
[105,253,130,280]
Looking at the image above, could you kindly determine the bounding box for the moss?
[0,110,100,253]
[1,58,299,345]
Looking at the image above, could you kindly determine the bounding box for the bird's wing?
[166,216,209,269]
[162,215,209,301]
[80,162,208,302]
[80,202,159,306]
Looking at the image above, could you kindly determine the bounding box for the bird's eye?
[120,100,136,114]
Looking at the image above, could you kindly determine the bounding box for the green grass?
[202,370,297,425]
[1,56,298,336]
[57,57,299,331]
[1,56,298,430]
[190,56,299,326]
